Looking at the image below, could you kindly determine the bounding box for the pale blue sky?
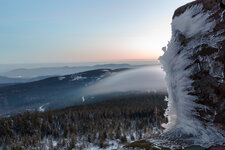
[0,0,192,64]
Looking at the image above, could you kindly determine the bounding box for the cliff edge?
[159,0,225,148]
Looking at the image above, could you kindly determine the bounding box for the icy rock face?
[159,0,225,147]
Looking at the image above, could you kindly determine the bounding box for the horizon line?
[0,59,159,66]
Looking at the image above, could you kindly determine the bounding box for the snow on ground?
[102,70,110,72]
[39,106,45,112]
[38,103,49,112]
[58,76,66,80]
[71,75,87,81]
[53,140,57,147]
[83,140,123,150]
[82,96,85,102]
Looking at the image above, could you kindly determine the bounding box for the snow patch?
[38,103,49,112]
[53,140,57,147]
[82,96,85,102]
[102,70,110,72]
[71,75,87,81]
[58,76,66,80]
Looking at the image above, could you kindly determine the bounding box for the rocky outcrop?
[159,0,225,147]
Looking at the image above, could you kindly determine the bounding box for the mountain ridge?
[0,63,155,78]
[0,68,128,117]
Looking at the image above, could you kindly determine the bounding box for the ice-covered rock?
[159,0,225,147]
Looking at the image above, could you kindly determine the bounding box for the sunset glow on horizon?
[0,0,192,64]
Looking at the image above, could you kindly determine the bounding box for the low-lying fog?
[86,66,167,95]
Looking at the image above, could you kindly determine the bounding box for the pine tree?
[139,131,142,139]
[130,134,135,141]
[99,136,104,148]
[62,138,66,147]
[121,135,127,143]
[5,134,10,145]
[87,134,91,143]
[49,137,53,150]
[70,134,76,149]
[2,144,7,150]
[115,128,121,139]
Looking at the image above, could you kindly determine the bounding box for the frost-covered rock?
[159,0,225,147]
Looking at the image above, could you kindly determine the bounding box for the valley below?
[0,92,168,150]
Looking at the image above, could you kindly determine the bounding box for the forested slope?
[0,92,167,150]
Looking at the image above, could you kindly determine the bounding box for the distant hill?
[0,63,155,78]
[0,68,127,117]
[0,75,52,84]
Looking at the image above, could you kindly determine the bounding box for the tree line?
[0,92,167,150]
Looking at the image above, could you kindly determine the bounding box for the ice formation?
[159,1,225,147]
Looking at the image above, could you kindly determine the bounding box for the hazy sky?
[0,0,192,64]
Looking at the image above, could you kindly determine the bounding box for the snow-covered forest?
[0,92,167,150]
